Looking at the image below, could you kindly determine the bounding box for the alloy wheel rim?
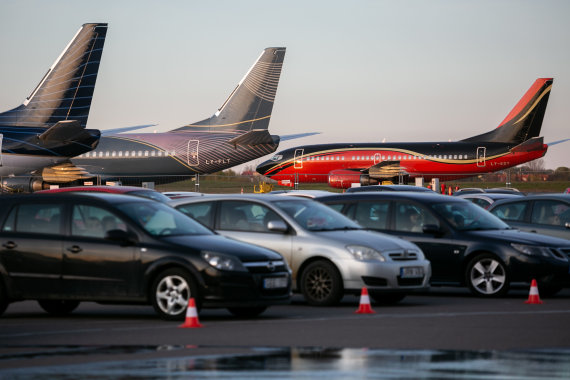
[156,275,190,315]
[470,258,506,295]
[306,267,332,301]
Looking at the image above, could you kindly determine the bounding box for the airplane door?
[374,153,381,164]
[294,149,304,169]
[187,140,199,166]
[476,147,486,167]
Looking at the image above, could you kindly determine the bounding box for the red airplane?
[257,78,555,189]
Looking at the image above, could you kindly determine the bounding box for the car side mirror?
[267,220,288,233]
[422,224,443,235]
[105,229,138,245]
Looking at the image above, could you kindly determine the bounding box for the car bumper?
[509,255,569,285]
[200,270,292,308]
[334,258,432,293]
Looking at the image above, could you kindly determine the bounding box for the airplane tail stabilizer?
[175,47,286,133]
[0,23,107,128]
[462,78,553,144]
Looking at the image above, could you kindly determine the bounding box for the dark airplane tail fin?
[0,23,107,128]
[461,78,553,144]
[174,47,286,133]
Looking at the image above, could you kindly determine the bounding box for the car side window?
[394,202,438,233]
[2,203,63,235]
[176,202,215,228]
[353,201,389,230]
[219,201,283,233]
[490,202,526,222]
[72,205,127,238]
[531,200,569,226]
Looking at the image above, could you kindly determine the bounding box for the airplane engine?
[1,177,46,193]
[327,170,363,189]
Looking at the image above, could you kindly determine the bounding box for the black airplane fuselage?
[72,130,279,177]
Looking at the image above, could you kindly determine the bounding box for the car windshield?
[117,201,213,237]
[432,201,510,231]
[273,199,361,231]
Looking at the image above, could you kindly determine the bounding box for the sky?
[1,0,569,172]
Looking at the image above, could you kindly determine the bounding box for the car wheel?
[0,279,8,316]
[151,268,197,321]
[300,260,343,306]
[227,306,267,318]
[369,292,406,305]
[466,254,509,297]
[37,300,80,316]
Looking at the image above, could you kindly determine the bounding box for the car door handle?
[2,241,17,249]
[67,245,82,254]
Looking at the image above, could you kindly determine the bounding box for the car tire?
[369,292,406,305]
[37,300,80,316]
[466,253,509,297]
[300,260,343,306]
[0,279,8,317]
[151,268,198,321]
[227,306,267,318]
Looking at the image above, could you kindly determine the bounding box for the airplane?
[256,78,555,189]
[65,47,312,186]
[0,23,107,192]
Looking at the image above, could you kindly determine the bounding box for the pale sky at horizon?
[1,0,568,172]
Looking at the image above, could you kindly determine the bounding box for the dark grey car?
[488,194,570,240]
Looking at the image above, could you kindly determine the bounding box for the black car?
[317,192,570,297]
[488,194,570,240]
[0,193,291,319]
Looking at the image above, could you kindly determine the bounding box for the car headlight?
[201,251,247,271]
[510,243,559,259]
[346,245,386,262]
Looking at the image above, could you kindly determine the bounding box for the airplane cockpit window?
[271,154,283,161]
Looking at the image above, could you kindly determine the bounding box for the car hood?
[162,234,283,262]
[468,229,570,246]
[315,229,421,252]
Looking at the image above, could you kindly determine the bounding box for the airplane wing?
[101,124,157,136]
[546,138,570,146]
[279,132,320,141]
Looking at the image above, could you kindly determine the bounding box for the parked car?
[162,191,203,199]
[37,185,172,203]
[0,193,291,319]
[346,185,434,193]
[269,190,337,198]
[456,193,523,209]
[488,194,570,240]
[170,194,431,306]
[316,192,570,297]
[452,187,523,196]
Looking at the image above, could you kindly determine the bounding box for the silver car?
[170,195,431,306]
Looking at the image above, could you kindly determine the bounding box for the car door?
[63,204,138,298]
[528,200,570,240]
[0,202,64,297]
[214,200,293,264]
[388,201,467,284]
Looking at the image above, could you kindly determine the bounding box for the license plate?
[400,267,424,278]
[263,276,288,289]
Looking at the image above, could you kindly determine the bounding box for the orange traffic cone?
[355,287,376,314]
[525,279,543,304]
[179,298,203,328]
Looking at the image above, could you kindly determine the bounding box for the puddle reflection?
[2,346,570,379]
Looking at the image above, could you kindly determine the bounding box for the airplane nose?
[256,160,272,176]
